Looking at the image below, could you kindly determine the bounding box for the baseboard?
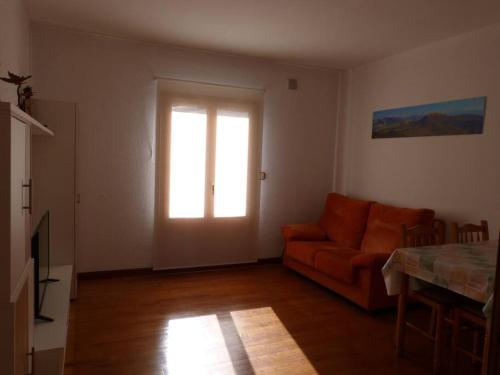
[78,267,154,280]
[153,259,258,272]
[257,257,282,264]
[78,257,283,280]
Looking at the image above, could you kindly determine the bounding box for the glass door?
[156,96,260,269]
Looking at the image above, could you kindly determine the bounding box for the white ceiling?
[27,0,500,69]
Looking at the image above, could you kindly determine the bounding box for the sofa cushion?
[314,249,360,284]
[361,203,435,253]
[286,241,339,267]
[319,193,373,248]
[282,223,327,243]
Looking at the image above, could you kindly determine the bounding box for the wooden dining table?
[382,240,499,319]
[382,239,499,370]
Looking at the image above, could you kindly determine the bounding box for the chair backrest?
[450,220,489,243]
[401,219,446,247]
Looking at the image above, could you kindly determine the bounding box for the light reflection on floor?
[230,307,318,374]
[165,314,236,374]
[164,307,318,374]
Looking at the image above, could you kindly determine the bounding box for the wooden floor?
[65,265,433,375]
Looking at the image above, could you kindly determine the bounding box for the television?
[32,211,58,322]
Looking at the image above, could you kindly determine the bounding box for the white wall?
[337,23,500,238]
[0,0,30,104]
[31,23,340,272]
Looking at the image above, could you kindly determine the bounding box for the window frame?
[157,93,260,223]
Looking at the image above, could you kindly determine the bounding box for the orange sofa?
[282,193,435,311]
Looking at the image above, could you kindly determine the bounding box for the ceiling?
[26,0,500,69]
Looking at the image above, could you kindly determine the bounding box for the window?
[214,110,249,218]
[166,101,252,219]
[168,105,207,218]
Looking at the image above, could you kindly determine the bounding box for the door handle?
[27,346,35,374]
[22,179,32,214]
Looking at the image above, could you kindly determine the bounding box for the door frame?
[153,87,263,269]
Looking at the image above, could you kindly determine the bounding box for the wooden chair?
[397,219,457,374]
[451,303,490,375]
[450,221,491,375]
[451,220,489,243]
[486,232,500,375]
[402,219,446,248]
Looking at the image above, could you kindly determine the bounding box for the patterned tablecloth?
[382,240,499,318]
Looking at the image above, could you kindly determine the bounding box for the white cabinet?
[0,102,54,375]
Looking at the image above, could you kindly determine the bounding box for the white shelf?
[0,102,54,136]
[34,265,72,351]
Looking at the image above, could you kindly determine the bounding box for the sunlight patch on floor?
[165,314,236,375]
[163,307,318,374]
[230,307,318,374]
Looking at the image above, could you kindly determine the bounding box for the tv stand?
[35,279,60,322]
[40,278,60,283]
[34,265,72,375]
[35,315,54,323]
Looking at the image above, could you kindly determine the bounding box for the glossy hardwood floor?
[65,265,433,375]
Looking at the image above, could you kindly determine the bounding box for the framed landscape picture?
[372,96,486,139]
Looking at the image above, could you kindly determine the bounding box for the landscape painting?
[372,97,486,139]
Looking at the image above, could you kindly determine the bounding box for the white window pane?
[169,106,207,218]
[214,111,249,218]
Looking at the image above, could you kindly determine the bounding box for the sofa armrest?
[281,223,327,242]
[351,252,391,269]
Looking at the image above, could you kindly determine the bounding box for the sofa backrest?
[360,203,435,253]
[319,193,373,249]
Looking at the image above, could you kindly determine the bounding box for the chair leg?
[473,330,480,362]
[433,305,445,375]
[450,309,461,374]
[429,308,437,336]
[396,274,409,357]
[482,319,492,375]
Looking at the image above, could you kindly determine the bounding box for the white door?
[14,282,30,375]
[154,96,261,269]
[7,117,33,375]
[10,118,30,294]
